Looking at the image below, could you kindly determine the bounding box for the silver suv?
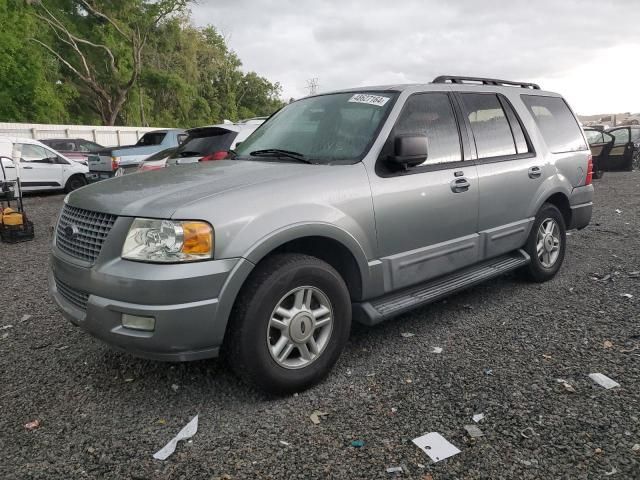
[49,76,594,393]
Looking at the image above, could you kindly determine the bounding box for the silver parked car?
[49,76,593,393]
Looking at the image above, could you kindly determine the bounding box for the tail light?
[585,154,593,186]
[111,156,120,171]
[199,151,228,162]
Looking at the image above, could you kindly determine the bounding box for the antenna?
[306,78,319,95]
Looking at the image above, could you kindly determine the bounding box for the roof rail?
[432,75,540,90]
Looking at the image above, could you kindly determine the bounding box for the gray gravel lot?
[1,172,639,479]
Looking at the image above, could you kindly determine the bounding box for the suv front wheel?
[224,253,352,394]
[522,203,567,282]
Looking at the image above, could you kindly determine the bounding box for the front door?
[17,143,64,190]
[606,127,634,170]
[368,92,480,292]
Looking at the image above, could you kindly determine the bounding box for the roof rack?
[432,75,540,90]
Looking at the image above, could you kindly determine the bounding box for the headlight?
[122,218,213,262]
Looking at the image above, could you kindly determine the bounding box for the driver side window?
[611,129,629,146]
[393,93,461,166]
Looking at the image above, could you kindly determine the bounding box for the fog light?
[122,313,155,331]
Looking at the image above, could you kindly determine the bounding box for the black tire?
[522,203,567,283]
[64,174,87,193]
[592,170,604,180]
[223,253,352,394]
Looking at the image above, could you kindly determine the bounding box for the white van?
[0,137,89,193]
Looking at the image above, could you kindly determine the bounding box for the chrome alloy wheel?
[537,218,561,268]
[267,286,333,369]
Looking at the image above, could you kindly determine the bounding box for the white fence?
[0,122,165,147]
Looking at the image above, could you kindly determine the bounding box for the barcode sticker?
[348,94,390,107]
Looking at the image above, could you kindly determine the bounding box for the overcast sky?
[192,0,640,115]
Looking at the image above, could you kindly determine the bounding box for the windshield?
[170,128,237,158]
[234,91,397,164]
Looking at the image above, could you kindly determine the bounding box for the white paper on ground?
[589,373,620,389]
[412,432,461,462]
[472,413,484,423]
[430,346,443,354]
[153,415,198,460]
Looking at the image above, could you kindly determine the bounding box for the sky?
[191,0,640,115]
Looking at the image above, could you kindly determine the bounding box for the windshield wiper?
[249,149,313,164]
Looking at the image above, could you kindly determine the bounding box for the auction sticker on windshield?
[348,94,390,106]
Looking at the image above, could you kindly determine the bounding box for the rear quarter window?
[521,95,587,154]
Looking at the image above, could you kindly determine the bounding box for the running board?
[353,250,530,326]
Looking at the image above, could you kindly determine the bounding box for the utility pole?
[306,78,319,96]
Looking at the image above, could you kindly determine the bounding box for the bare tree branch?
[78,0,129,40]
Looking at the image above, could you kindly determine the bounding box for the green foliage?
[0,0,74,123]
[0,0,284,126]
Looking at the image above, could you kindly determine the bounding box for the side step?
[353,250,530,326]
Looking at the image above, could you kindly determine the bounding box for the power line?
[306,78,319,95]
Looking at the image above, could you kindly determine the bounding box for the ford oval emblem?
[64,224,79,239]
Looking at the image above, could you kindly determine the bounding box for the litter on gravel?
[603,340,614,349]
[557,378,576,393]
[386,466,404,474]
[153,415,198,460]
[1,324,13,330]
[620,293,633,299]
[464,424,484,438]
[401,332,415,338]
[20,314,32,322]
[351,440,365,448]
[412,432,461,463]
[589,373,620,389]
[24,419,40,431]
[310,411,329,425]
[472,413,484,423]
[430,346,443,354]
[279,440,290,446]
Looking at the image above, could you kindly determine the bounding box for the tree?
[0,0,72,123]
[28,0,189,125]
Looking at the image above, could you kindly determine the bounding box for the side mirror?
[392,135,428,167]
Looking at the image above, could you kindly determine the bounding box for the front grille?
[56,205,117,264]
[55,275,89,311]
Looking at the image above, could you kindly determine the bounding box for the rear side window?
[461,93,519,159]
[521,95,587,153]
[631,128,640,142]
[393,93,461,165]
[584,130,604,144]
[136,132,167,146]
[171,129,238,158]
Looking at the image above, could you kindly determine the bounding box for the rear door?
[17,143,64,190]
[458,92,539,260]
[584,129,614,171]
[607,127,634,170]
[368,92,480,291]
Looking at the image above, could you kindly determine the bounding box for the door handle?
[528,166,542,178]
[22,166,33,169]
[450,177,470,193]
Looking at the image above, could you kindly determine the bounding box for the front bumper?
[49,248,245,361]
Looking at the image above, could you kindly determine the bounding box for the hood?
[66,160,314,218]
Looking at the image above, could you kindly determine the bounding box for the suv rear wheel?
[224,253,351,394]
[522,203,567,282]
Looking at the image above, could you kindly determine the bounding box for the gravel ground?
[1,172,639,480]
